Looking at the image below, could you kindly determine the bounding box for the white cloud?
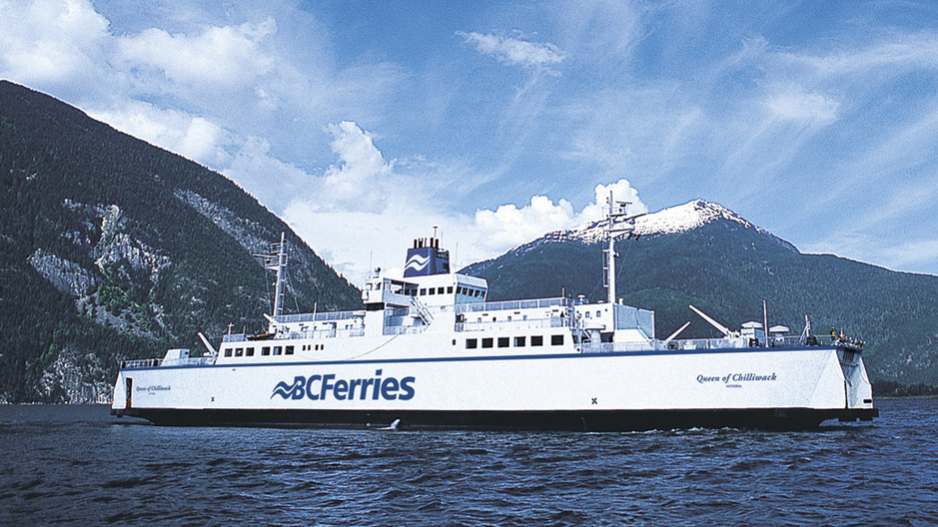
[281,119,648,284]
[116,18,276,90]
[475,196,576,251]
[0,0,110,87]
[88,101,233,167]
[473,178,647,253]
[317,121,393,213]
[764,86,839,125]
[457,31,567,71]
[222,136,312,210]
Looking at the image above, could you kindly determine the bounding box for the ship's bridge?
[362,236,487,310]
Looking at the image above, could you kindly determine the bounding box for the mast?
[255,232,288,319]
[604,191,641,305]
[273,232,287,318]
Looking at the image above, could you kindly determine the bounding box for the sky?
[2,0,938,284]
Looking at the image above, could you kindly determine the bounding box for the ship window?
[262,346,271,356]
[531,336,544,347]
[585,312,590,318]
[420,288,426,295]
[235,347,244,357]
[448,286,453,294]
[551,335,564,346]
[285,346,294,355]
[514,336,526,347]
[246,347,254,357]
[273,346,282,355]
[596,311,601,318]
[482,338,494,349]
[466,338,478,349]
[224,348,233,357]
[498,337,510,348]
[428,288,435,295]
[438,287,445,294]
[456,287,463,294]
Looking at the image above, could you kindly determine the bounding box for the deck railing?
[120,357,215,369]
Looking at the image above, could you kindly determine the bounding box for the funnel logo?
[404,253,429,272]
[272,370,416,401]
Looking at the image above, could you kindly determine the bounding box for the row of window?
[414,285,485,297]
[465,334,564,349]
[224,345,296,358]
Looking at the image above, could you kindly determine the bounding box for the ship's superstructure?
[111,197,878,431]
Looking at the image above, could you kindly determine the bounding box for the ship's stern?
[838,345,878,421]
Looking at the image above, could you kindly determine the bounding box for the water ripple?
[1,401,937,525]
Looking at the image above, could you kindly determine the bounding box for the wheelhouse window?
[514,336,526,347]
[285,346,294,355]
[482,338,494,349]
[551,335,564,346]
[224,348,233,357]
[235,347,244,357]
[261,346,271,356]
[498,337,510,348]
[531,336,544,347]
[246,347,255,357]
[466,338,478,349]
[273,346,283,356]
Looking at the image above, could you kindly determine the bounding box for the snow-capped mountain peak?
[634,199,759,236]
[560,199,763,244]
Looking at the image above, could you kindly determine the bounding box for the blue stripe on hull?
[122,345,843,372]
[112,407,878,432]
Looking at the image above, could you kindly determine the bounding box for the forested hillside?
[0,81,361,403]
[462,215,938,384]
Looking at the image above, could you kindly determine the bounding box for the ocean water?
[1,400,936,526]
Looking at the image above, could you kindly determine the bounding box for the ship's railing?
[456,317,573,332]
[579,341,658,353]
[455,297,571,314]
[384,325,428,336]
[578,334,851,354]
[272,310,363,324]
[223,327,369,343]
[120,357,215,369]
[279,328,366,339]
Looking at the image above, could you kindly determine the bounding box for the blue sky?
[2,0,938,283]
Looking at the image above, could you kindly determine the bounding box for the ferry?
[110,196,878,430]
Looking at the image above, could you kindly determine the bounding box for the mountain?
[462,200,938,384]
[0,81,361,403]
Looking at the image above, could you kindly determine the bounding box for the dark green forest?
[0,81,361,403]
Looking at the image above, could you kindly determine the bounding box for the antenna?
[762,300,769,348]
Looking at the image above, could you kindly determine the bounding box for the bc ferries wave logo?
[404,253,430,273]
[272,370,416,401]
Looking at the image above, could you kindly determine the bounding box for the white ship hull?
[111,344,875,431]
